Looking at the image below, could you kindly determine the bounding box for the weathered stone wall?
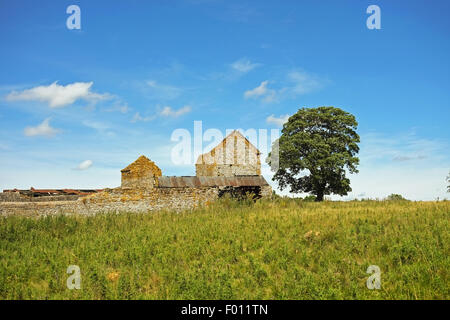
[0,186,219,217]
[260,185,273,198]
[0,192,28,202]
[0,192,81,202]
[195,164,261,177]
[121,156,162,189]
[196,131,261,177]
[0,184,273,217]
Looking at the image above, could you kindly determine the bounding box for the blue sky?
[0,0,449,200]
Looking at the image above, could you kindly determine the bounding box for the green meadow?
[0,198,448,300]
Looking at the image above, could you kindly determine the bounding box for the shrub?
[386,194,408,201]
[303,195,317,202]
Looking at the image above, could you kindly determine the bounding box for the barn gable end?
[195,130,261,177]
[121,155,162,189]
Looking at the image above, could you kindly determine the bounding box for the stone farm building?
[0,130,272,216]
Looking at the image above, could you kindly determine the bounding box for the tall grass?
[0,199,448,299]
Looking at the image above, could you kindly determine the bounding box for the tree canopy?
[447,171,450,193]
[268,106,360,201]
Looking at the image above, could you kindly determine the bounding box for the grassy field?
[0,198,448,300]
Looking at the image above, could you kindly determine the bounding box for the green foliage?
[302,195,317,202]
[447,171,450,192]
[0,200,448,300]
[386,194,408,201]
[268,106,360,201]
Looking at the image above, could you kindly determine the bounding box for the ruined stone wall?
[0,192,29,202]
[0,193,81,202]
[0,187,219,217]
[0,184,273,217]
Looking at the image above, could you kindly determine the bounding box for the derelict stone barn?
[121,156,162,189]
[0,130,271,216]
[120,130,271,199]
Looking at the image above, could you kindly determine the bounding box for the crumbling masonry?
[0,130,271,216]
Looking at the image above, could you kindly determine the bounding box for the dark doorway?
[218,186,262,200]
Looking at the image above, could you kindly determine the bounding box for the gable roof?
[121,155,159,172]
[196,130,261,165]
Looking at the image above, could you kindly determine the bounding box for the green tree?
[268,107,360,201]
[386,194,408,201]
[447,171,450,192]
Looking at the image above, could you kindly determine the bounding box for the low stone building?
[121,155,162,189]
[0,130,272,216]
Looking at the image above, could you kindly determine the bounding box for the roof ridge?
[196,130,261,164]
[121,155,156,172]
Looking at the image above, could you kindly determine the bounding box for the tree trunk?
[315,191,324,202]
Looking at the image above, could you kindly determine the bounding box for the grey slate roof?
[157,176,269,188]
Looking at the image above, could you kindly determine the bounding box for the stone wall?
[196,164,261,177]
[0,192,29,202]
[0,184,274,217]
[0,186,219,217]
[0,192,81,202]
[260,185,273,198]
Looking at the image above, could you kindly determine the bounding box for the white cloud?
[146,80,182,100]
[266,114,290,127]
[119,105,129,113]
[244,80,271,98]
[230,58,261,73]
[359,131,446,165]
[82,120,115,137]
[160,105,191,117]
[287,70,322,95]
[104,103,130,114]
[131,105,191,122]
[24,118,60,137]
[75,160,93,170]
[0,132,177,190]
[6,81,110,108]
[131,112,155,123]
[343,131,449,200]
[245,81,277,103]
[392,155,427,162]
[244,70,324,103]
[82,120,110,131]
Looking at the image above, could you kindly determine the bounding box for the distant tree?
[268,107,360,202]
[447,171,450,192]
[302,195,317,202]
[386,194,408,201]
